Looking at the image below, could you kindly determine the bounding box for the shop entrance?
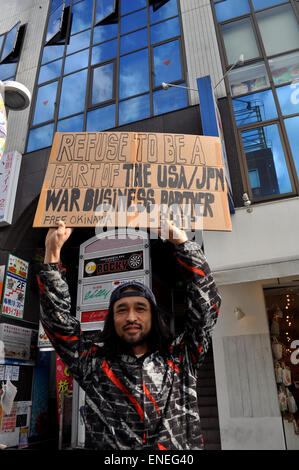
[264,285,299,450]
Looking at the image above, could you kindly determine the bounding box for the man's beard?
[119,330,150,348]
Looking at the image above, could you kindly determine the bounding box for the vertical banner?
[0,83,7,160]
[56,354,73,425]
[0,265,5,302]
[0,151,22,226]
[1,254,29,320]
[197,75,235,214]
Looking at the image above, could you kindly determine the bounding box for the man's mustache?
[123,322,141,330]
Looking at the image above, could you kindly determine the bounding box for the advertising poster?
[1,254,29,320]
[33,131,232,232]
[37,320,53,349]
[0,324,32,361]
[0,403,17,432]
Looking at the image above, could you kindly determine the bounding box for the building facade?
[0,0,298,450]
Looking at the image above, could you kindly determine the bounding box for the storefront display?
[265,286,299,447]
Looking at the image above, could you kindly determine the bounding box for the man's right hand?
[44,220,73,263]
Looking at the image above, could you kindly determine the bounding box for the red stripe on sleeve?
[54,331,79,341]
[176,257,206,277]
[102,360,144,421]
[157,442,168,450]
[211,301,220,315]
[167,360,180,373]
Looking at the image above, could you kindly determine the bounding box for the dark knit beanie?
[108,280,157,311]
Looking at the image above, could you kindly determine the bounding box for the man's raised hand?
[44,220,73,263]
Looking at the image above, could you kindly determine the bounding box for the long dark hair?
[99,301,171,356]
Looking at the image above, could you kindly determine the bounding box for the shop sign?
[81,276,147,306]
[1,254,29,320]
[56,354,73,425]
[84,250,144,278]
[80,309,108,323]
[0,151,22,226]
[33,131,232,232]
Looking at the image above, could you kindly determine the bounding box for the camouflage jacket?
[36,241,221,450]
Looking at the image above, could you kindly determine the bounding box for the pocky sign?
[33,131,232,231]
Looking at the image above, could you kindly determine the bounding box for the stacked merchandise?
[271,312,299,436]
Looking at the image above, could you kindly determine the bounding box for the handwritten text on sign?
[33,132,232,231]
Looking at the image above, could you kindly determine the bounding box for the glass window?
[86,104,115,131]
[50,0,64,13]
[57,113,84,132]
[27,123,54,152]
[38,59,63,84]
[1,23,19,62]
[64,49,89,74]
[269,52,299,85]
[92,63,114,105]
[121,0,147,16]
[91,39,117,65]
[0,62,17,81]
[214,0,250,22]
[284,116,299,178]
[153,83,187,115]
[33,81,58,125]
[228,62,270,96]
[120,9,147,35]
[149,0,178,24]
[119,94,150,125]
[249,169,261,189]
[256,4,299,57]
[153,39,182,87]
[221,18,260,65]
[252,0,285,10]
[241,124,292,197]
[150,17,180,44]
[42,45,64,64]
[232,90,277,127]
[58,69,87,118]
[119,48,149,99]
[276,84,299,116]
[93,23,118,44]
[46,3,64,44]
[66,29,91,54]
[95,0,117,25]
[71,0,93,35]
[120,29,148,55]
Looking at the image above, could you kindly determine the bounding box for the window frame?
[211,0,299,203]
[0,22,26,64]
[45,3,71,46]
[89,59,117,108]
[95,0,119,27]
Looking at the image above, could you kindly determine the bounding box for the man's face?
[113,291,152,350]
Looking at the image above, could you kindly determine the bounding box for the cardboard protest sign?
[33,131,232,231]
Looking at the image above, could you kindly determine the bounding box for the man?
[36,220,221,450]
